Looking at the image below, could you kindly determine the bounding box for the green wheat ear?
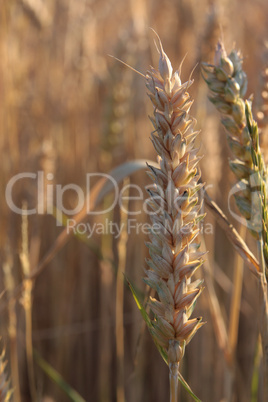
[245,101,268,272]
[202,41,268,274]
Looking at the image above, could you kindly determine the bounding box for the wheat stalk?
[2,254,21,402]
[0,342,12,402]
[144,34,205,401]
[203,39,268,398]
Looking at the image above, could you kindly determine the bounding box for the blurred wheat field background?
[1,0,268,401]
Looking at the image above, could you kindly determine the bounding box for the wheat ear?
[202,42,268,271]
[145,36,205,401]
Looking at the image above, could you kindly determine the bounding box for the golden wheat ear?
[144,35,205,401]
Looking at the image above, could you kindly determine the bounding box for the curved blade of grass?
[126,276,201,402]
[34,349,86,402]
[2,160,157,311]
[52,206,104,260]
[29,159,156,280]
[52,208,118,277]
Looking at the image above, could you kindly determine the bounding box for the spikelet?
[202,41,268,270]
[245,102,268,271]
[145,35,205,397]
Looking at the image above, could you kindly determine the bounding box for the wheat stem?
[115,179,130,402]
[258,239,267,281]
[24,280,37,402]
[3,254,21,402]
[0,341,13,401]
[169,362,179,402]
[20,207,37,402]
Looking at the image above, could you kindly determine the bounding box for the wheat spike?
[201,42,251,222]
[145,35,205,400]
[202,41,268,271]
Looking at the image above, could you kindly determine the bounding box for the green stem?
[258,239,267,281]
[169,362,179,402]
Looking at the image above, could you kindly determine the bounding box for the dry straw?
[0,342,12,402]
[144,35,205,401]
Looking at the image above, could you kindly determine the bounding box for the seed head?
[145,37,205,370]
